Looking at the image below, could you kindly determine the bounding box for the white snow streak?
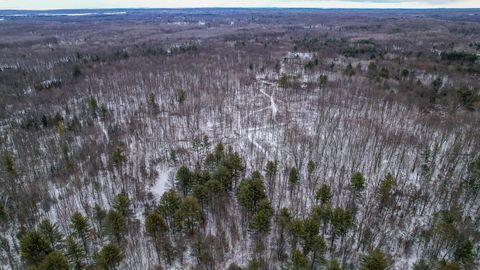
[151,167,174,199]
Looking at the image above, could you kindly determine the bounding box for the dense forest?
[0,8,479,270]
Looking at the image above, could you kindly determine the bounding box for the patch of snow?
[100,122,109,141]
[103,12,127,15]
[151,167,174,199]
[5,14,28,17]
[23,87,33,95]
[286,51,314,60]
[38,12,98,17]
[169,21,188,26]
[259,87,278,122]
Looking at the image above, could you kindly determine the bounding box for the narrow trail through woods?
[239,79,281,159]
[259,84,278,122]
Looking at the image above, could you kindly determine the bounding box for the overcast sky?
[0,0,478,10]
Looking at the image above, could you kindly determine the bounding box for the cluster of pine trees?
[3,141,479,269]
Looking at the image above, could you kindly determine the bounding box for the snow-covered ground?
[151,167,175,199]
[1,44,478,270]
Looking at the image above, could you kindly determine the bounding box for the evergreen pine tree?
[248,209,271,234]
[20,231,52,267]
[289,167,300,187]
[111,148,127,168]
[65,236,86,270]
[312,203,332,236]
[95,243,123,270]
[237,171,268,216]
[359,248,389,270]
[145,212,168,240]
[103,210,127,244]
[453,239,474,267]
[192,184,209,208]
[378,173,395,209]
[289,218,304,250]
[291,249,311,270]
[330,208,353,251]
[350,172,365,194]
[38,219,64,250]
[223,150,244,187]
[214,143,225,163]
[325,259,342,270]
[113,193,133,218]
[39,251,69,270]
[316,184,333,205]
[176,165,192,196]
[302,217,320,254]
[70,212,91,254]
[2,151,17,177]
[145,212,168,265]
[158,189,181,230]
[311,235,326,268]
[175,196,202,234]
[213,165,233,191]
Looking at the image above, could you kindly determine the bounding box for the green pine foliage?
[103,210,127,244]
[37,219,64,250]
[111,147,127,168]
[175,196,202,233]
[237,171,268,216]
[95,243,124,270]
[359,248,389,270]
[350,172,365,194]
[158,189,181,229]
[176,165,193,196]
[7,138,479,270]
[377,173,395,207]
[325,259,343,270]
[316,184,333,205]
[20,231,53,267]
[70,212,91,252]
[289,167,300,187]
[113,193,133,218]
[39,251,69,270]
[1,151,17,177]
[291,249,311,270]
[65,236,86,270]
[248,207,272,234]
[145,212,168,240]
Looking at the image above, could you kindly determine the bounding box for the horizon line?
[1,7,480,11]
